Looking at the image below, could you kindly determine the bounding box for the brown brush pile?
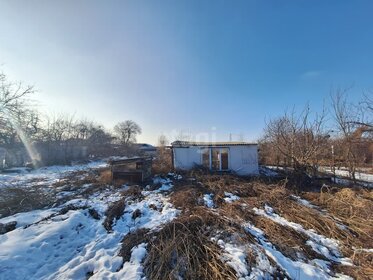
[144,210,238,280]
[164,172,373,279]
[317,186,373,279]
[108,169,372,279]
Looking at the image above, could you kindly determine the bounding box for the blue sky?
[1,0,372,144]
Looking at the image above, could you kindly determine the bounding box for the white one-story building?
[171,141,259,176]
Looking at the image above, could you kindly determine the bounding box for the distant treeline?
[0,72,143,167]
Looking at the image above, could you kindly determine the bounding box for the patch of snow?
[63,188,124,216]
[244,223,352,280]
[0,208,57,229]
[119,243,147,280]
[108,156,129,161]
[212,234,276,280]
[323,168,373,183]
[203,194,214,208]
[253,205,352,265]
[0,209,100,280]
[224,192,240,203]
[353,247,373,253]
[156,183,174,192]
[153,176,172,185]
[168,172,182,180]
[114,191,180,232]
[260,166,279,177]
[290,195,317,209]
[0,160,107,189]
[249,244,277,279]
[266,165,285,171]
[214,238,249,278]
[151,176,174,192]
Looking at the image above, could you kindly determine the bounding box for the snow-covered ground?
[224,192,240,203]
[244,222,352,280]
[203,193,214,208]
[253,205,352,266]
[259,166,280,177]
[0,160,107,188]
[0,162,360,279]
[209,197,354,280]
[265,165,373,187]
[322,167,373,183]
[0,171,179,280]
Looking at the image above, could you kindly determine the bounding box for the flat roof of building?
[108,156,152,165]
[171,141,258,147]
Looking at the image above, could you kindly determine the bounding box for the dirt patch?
[88,208,101,220]
[103,199,126,232]
[121,185,144,201]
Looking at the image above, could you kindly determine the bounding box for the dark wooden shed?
[109,157,152,183]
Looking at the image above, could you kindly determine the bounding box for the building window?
[221,148,229,170]
[202,148,210,168]
[200,147,229,171]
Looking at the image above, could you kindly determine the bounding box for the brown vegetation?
[144,213,238,280]
[156,171,373,279]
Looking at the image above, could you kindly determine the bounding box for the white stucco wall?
[172,145,259,175]
[228,145,259,175]
[173,146,201,170]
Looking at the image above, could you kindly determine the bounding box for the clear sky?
[1,0,372,144]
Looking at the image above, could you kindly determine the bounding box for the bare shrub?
[152,147,172,174]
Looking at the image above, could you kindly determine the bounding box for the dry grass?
[254,216,327,261]
[119,228,150,262]
[98,168,112,185]
[144,211,237,280]
[170,171,373,279]
[152,148,173,174]
[0,186,55,217]
[169,183,208,211]
[319,186,373,244]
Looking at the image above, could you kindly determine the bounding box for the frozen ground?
[0,162,364,279]
[0,160,107,188]
[322,168,373,182]
[0,166,179,280]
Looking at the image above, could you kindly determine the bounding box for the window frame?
[200,147,230,171]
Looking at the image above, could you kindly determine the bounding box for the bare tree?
[0,72,34,121]
[0,73,37,144]
[360,92,373,127]
[114,120,142,145]
[331,90,372,181]
[158,134,169,147]
[262,105,329,176]
[154,134,172,173]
